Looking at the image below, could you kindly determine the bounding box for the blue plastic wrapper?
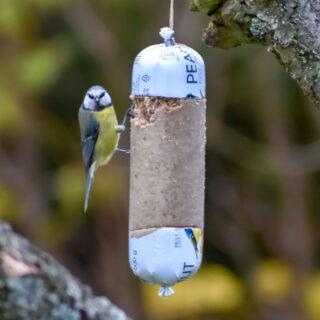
[129,227,203,297]
[131,27,205,99]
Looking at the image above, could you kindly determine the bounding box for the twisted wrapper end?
[158,286,175,298]
[159,27,175,46]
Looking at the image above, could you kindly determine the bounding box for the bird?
[78,85,130,212]
[185,228,202,259]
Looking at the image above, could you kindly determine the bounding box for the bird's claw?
[127,105,135,118]
[128,111,135,118]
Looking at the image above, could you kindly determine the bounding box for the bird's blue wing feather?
[78,108,99,172]
[185,229,192,238]
[82,137,96,172]
[84,165,93,212]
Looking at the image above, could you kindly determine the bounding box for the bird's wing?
[78,108,99,172]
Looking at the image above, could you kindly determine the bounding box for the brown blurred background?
[1,0,320,319]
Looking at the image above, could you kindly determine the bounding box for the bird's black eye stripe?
[99,92,105,99]
[88,93,94,99]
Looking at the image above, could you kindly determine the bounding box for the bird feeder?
[129,27,206,297]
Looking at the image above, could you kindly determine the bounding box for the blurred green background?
[1,0,320,319]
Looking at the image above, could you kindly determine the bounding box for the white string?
[170,0,174,30]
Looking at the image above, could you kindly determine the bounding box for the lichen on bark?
[192,0,320,106]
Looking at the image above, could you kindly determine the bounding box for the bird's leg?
[115,105,135,132]
[116,147,131,154]
[127,104,135,119]
[115,105,135,153]
[121,104,135,127]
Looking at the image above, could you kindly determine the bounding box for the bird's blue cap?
[87,85,106,92]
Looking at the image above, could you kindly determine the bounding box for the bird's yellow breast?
[94,106,118,167]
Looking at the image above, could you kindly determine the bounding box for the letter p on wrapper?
[129,27,206,297]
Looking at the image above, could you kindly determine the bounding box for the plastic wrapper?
[129,227,203,297]
[131,27,205,99]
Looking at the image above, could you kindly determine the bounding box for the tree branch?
[192,0,320,106]
[0,220,130,320]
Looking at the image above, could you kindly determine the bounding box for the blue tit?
[185,228,202,259]
[78,85,127,212]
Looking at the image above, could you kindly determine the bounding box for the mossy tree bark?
[0,220,130,320]
[191,0,320,106]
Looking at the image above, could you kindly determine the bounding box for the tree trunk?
[191,0,320,106]
[0,220,130,320]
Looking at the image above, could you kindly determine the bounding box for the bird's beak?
[95,98,100,106]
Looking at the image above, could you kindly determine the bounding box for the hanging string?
[170,0,174,30]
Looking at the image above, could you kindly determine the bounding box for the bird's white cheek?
[100,95,111,107]
[83,97,96,110]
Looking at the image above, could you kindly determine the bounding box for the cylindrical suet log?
[129,96,206,233]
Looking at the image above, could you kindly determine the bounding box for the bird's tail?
[84,165,94,212]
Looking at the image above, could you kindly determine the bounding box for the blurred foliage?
[19,38,71,94]
[143,264,245,318]
[0,181,20,223]
[304,273,320,320]
[0,84,24,134]
[252,259,294,303]
[0,0,319,319]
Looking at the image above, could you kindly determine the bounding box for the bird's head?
[82,85,112,110]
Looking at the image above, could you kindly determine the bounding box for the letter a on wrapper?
[129,27,206,297]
